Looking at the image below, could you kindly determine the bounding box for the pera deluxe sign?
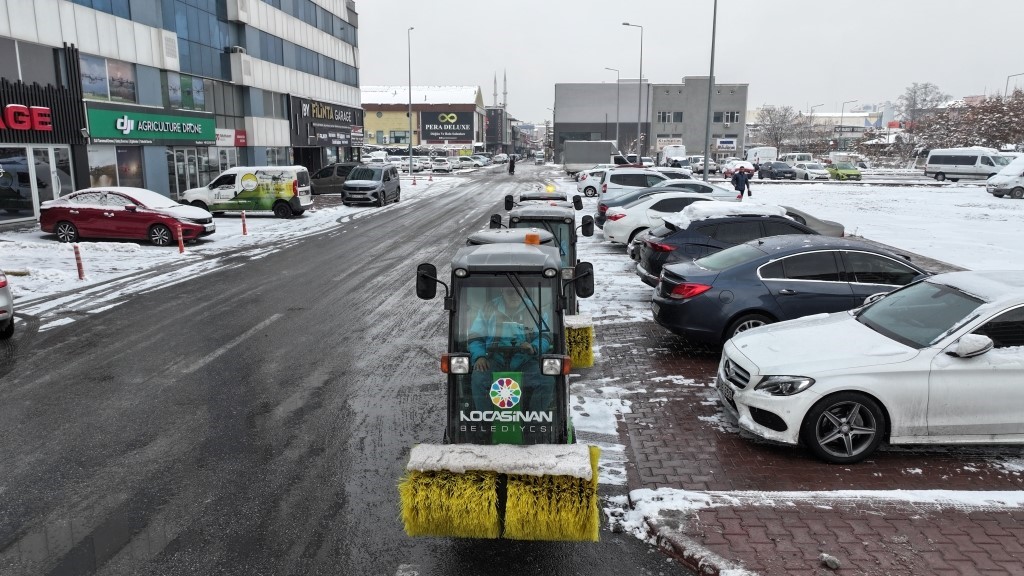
[421,111,473,142]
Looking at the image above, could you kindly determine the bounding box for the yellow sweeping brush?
[564,314,594,368]
[399,444,601,541]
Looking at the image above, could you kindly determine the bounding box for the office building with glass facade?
[0,0,361,226]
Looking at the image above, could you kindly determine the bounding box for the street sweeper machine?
[400,228,600,542]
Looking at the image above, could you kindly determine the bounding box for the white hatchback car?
[430,158,454,173]
[576,168,608,197]
[602,191,722,244]
[718,270,1024,464]
[792,162,831,181]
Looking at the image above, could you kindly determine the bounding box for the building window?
[656,111,671,123]
[725,111,741,123]
[390,131,411,144]
[172,0,232,80]
[266,147,292,166]
[713,111,723,123]
[80,54,136,103]
[69,0,130,19]
[672,112,683,123]
[166,72,206,111]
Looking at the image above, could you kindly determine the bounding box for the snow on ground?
[6,169,1024,544]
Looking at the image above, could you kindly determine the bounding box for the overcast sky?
[355,0,1024,124]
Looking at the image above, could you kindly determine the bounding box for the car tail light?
[669,282,711,300]
[645,240,676,252]
[601,183,607,194]
[607,212,627,222]
[598,203,608,213]
[0,272,7,289]
[292,180,298,197]
[580,173,587,181]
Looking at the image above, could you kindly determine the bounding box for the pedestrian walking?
[731,170,752,200]
[508,154,516,175]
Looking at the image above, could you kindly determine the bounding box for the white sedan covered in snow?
[791,162,831,181]
[717,270,1024,464]
[602,191,721,245]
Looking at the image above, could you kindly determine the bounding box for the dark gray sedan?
[651,235,929,345]
[757,161,797,180]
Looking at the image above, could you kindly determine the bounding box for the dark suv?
[635,214,818,287]
[310,162,361,194]
[757,161,797,180]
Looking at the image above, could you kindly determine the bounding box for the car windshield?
[855,280,985,348]
[693,243,765,271]
[805,163,824,169]
[834,162,856,169]
[992,155,1011,166]
[349,167,382,180]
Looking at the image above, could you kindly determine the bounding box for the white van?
[780,152,813,165]
[986,155,1024,199]
[924,147,1011,182]
[181,166,313,218]
[745,146,778,165]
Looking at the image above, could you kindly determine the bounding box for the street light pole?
[407,27,414,177]
[622,22,643,158]
[605,67,620,151]
[1006,72,1024,98]
[808,103,823,150]
[838,99,857,152]
[701,0,718,183]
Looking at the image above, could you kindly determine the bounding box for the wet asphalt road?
[0,163,695,576]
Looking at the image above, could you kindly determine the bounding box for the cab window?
[210,174,235,188]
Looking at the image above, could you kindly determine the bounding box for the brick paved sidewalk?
[586,320,1024,576]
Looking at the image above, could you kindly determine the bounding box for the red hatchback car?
[40,187,216,246]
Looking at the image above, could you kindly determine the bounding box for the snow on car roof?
[926,271,1024,304]
[73,187,179,207]
[663,202,787,230]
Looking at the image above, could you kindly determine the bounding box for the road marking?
[182,313,283,374]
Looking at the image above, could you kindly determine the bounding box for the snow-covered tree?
[896,82,950,138]
[755,106,799,151]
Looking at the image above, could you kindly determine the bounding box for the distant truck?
[562,140,628,175]
[658,144,687,166]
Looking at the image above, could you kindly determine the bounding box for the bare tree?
[755,106,800,151]
[895,82,950,138]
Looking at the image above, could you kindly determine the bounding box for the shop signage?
[656,137,682,150]
[422,111,473,142]
[0,104,53,132]
[215,128,248,147]
[86,106,215,145]
[716,138,737,151]
[289,95,363,148]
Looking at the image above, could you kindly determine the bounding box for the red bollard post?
[175,223,185,253]
[428,171,433,182]
[73,244,85,280]
[241,210,248,235]
[412,174,416,186]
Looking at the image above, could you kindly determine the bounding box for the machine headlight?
[543,268,557,278]
[454,268,468,278]
[443,353,470,374]
[560,267,575,280]
[541,356,566,375]
[754,376,815,396]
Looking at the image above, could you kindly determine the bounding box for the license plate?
[204,223,215,231]
[651,301,660,315]
[717,378,734,402]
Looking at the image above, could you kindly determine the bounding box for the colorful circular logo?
[489,378,521,409]
[240,173,259,191]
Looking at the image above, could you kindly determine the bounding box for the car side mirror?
[124,204,137,212]
[416,263,438,300]
[489,214,503,229]
[573,261,595,298]
[581,215,594,237]
[573,195,583,210]
[504,194,514,211]
[947,334,993,358]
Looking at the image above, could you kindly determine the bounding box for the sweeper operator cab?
[489,203,594,313]
[415,229,594,445]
